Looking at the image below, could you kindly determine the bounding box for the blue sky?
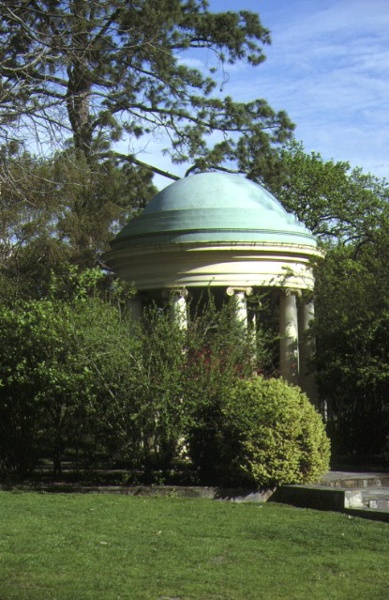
[212,0,389,177]
[140,0,389,188]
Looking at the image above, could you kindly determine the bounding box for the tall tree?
[0,0,293,179]
[0,148,156,300]
[269,143,389,460]
[313,237,389,458]
[268,141,389,245]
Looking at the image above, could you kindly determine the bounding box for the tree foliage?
[0,0,293,178]
[0,148,156,300]
[0,270,276,479]
[270,141,389,245]
[313,238,389,458]
[0,268,141,475]
[270,143,389,461]
[0,1,295,301]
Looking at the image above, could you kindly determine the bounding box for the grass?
[0,492,388,600]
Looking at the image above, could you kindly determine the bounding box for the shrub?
[226,376,331,487]
[188,376,330,488]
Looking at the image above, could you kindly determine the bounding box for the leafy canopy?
[0,0,294,178]
[313,237,389,457]
[270,141,389,246]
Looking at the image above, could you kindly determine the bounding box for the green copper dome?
[111,172,317,250]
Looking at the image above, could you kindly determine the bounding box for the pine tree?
[0,1,294,178]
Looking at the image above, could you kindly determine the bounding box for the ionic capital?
[162,287,189,299]
[283,288,302,298]
[226,286,253,297]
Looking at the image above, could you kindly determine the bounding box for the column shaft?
[279,290,299,384]
[226,287,253,331]
[235,291,248,328]
[170,290,188,330]
[127,295,143,322]
[298,299,318,405]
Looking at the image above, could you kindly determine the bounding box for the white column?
[127,295,143,322]
[279,289,299,384]
[298,299,318,405]
[226,286,253,330]
[169,288,188,330]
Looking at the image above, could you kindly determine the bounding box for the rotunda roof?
[111,172,317,250]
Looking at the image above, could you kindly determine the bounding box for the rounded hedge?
[224,376,331,487]
[188,375,331,488]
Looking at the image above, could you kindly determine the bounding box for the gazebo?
[105,172,322,402]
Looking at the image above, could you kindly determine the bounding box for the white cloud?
[121,0,389,188]
[202,0,389,177]
[176,56,205,70]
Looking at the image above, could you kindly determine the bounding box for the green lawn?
[0,492,388,600]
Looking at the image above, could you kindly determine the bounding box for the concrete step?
[319,471,389,510]
[343,506,389,522]
[343,487,389,509]
[319,471,389,489]
[271,471,389,522]
[359,487,389,510]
